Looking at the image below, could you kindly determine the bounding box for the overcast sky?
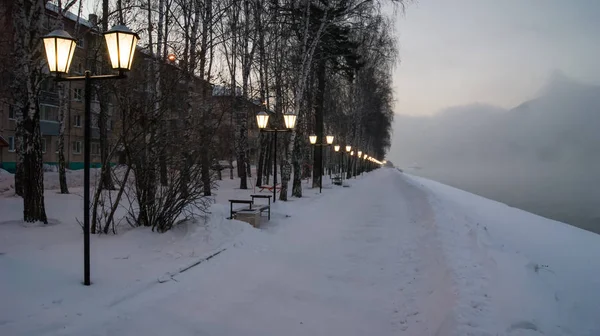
[391,0,600,116]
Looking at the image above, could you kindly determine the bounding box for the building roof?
[45,2,94,28]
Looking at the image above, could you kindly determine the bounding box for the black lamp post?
[343,145,350,179]
[333,145,340,183]
[256,110,296,203]
[43,25,139,286]
[357,151,363,175]
[309,135,334,193]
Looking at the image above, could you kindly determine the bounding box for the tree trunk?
[291,134,303,197]
[255,133,268,187]
[201,151,211,196]
[14,127,24,197]
[12,0,47,222]
[22,111,48,224]
[312,57,326,188]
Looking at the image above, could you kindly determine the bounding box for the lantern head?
[283,113,297,129]
[104,25,139,71]
[256,111,269,129]
[43,30,77,74]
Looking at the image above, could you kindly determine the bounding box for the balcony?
[39,90,59,106]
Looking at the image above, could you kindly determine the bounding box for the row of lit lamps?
[255,111,383,163]
[309,135,380,163]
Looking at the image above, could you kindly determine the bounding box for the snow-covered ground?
[1,168,599,335]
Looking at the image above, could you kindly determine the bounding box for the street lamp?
[308,135,334,193]
[43,26,139,286]
[256,110,296,202]
[333,145,342,184]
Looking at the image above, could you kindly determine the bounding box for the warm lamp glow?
[283,113,297,129]
[334,145,340,152]
[43,30,77,74]
[345,146,351,152]
[104,25,139,71]
[256,111,269,129]
[309,135,317,145]
[326,135,334,144]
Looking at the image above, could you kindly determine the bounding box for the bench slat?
[229,199,253,204]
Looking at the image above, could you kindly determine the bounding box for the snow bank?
[405,173,600,336]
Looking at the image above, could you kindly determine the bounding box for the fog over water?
[391,73,600,234]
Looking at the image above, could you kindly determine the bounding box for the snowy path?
[5,169,455,336]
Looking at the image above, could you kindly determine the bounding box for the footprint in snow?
[507,320,540,334]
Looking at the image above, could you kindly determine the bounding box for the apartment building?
[0,2,115,172]
[0,2,264,173]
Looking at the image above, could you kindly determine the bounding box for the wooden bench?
[251,194,272,220]
[228,197,271,221]
[228,199,254,220]
[258,184,281,193]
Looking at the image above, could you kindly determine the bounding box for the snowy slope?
[1,168,599,335]
[405,173,600,336]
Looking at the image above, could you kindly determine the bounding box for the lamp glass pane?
[256,113,269,129]
[43,37,75,73]
[358,151,362,156]
[334,145,340,152]
[105,30,138,70]
[350,151,354,155]
[126,34,138,69]
[345,146,351,152]
[326,135,334,144]
[309,135,317,144]
[283,114,297,129]
[117,32,135,69]
[104,32,119,69]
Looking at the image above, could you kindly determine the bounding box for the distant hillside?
[392,73,600,234]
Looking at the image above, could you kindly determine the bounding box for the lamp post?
[334,145,341,183]
[356,151,362,176]
[256,110,296,203]
[42,26,139,286]
[350,150,355,178]
[345,145,351,179]
[333,145,344,186]
[309,135,334,193]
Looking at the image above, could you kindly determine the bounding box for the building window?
[72,141,81,154]
[8,136,15,152]
[40,104,58,121]
[41,138,47,153]
[76,38,85,49]
[8,105,16,120]
[74,115,81,127]
[73,88,83,101]
[91,113,99,129]
[91,143,101,155]
[75,63,83,75]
